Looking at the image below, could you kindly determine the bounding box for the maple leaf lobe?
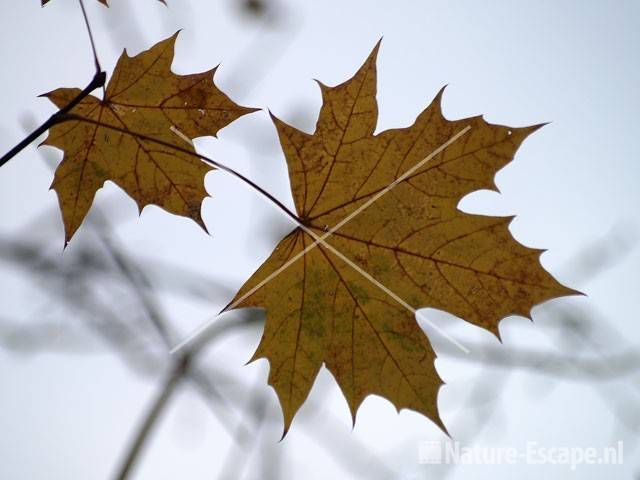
[229,41,577,435]
[42,32,256,243]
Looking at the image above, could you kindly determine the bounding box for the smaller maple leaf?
[42,32,256,243]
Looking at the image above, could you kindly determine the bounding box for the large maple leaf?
[228,42,576,434]
[42,33,255,243]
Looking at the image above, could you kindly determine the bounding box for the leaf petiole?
[57,113,302,227]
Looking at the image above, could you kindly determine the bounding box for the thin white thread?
[170,126,471,354]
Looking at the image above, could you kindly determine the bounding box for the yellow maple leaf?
[42,32,256,243]
[227,41,577,434]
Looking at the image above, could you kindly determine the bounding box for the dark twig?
[0,71,105,169]
[78,0,102,74]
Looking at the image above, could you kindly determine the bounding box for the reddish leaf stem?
[59,113,302,226]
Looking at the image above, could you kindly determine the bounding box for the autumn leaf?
[42,32,256,243]
[228,41,577,434]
